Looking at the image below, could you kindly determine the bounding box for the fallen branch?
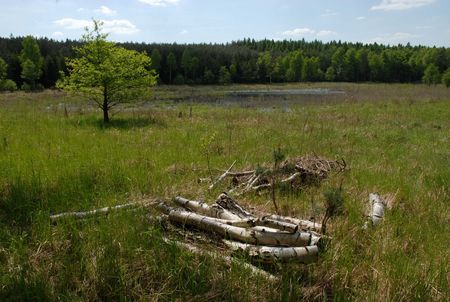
[215,193,254,219]
[208,160,237,190]
[173,196,240,220]
[223,240,319,263]
[50,202,142,222]
[163,238,278,281]
[265,214,322,232]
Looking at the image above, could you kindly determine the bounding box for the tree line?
[1,36,450,91]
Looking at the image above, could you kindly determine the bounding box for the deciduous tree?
[58,21,157,123]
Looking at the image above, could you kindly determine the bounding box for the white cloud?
[52,31,64,37]
[281,27,315,36]
[356,16,366,20]
[95,6,117,16]
[368,32,419,44]
[54,18,139,34]
[138,0,180,6]
[54,18,91,29]
[281,27,337,38]
[371,0,435,11]
[321,9,339,17]
[77,8,85,12]
[316,30,337,37]
[180,29,188,35]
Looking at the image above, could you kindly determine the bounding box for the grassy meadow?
[0,83,449,301]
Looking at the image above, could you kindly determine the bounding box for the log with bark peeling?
[364,193,389,228]
[50,202,144,222]
[161,204,319,247]
[266,214,322,232]
[215,193,254,219]
[173,196,240,220]
[223,240,319,263]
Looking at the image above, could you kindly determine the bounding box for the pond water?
[226,88,345,97]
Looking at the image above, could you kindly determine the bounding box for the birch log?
[364,193,387,228]
[223,240,319,263]
[215,193,254,219]
[166,208,316,247]
[173,196,240,220]
[266,214,322,232]
[50,202,140,222]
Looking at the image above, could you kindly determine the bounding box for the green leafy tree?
[422,64,441,85]
[181,48,192,79]
[218,66,231,85]
[325,66,336,82]
[166,52,176,83]
[203,68,215,84]
[0,57,17,91]
[442,68,450,88]
[257,51,274,83]
[331,47,345,81]
[19,36,44,90]
[151,48,161,72]
[302,57,322,81]
[58,21,157,123]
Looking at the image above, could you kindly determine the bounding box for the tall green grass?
[0,85,449,301]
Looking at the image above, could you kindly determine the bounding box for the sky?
[0,0,449,46]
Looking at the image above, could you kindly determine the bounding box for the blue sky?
[0,0,449,46]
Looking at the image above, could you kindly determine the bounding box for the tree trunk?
[223,240,319,263]
[103,86,110,123]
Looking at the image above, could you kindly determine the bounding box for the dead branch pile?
[208,155,346,195]
[158,193,322,264]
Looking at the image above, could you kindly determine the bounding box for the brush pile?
[208,155,346,195]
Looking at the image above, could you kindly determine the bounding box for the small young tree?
[442,68,450,88]
[166,52,176,83]
[58,21,157,123]
[422,64,441,86]
[19,36,43,90]
[0,57,17,92]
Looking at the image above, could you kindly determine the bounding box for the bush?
[442,68,450,88]
[422,64,441,85]
[0,79,17,92]
[173,74,185,85]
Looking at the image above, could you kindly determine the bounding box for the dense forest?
[1,36,450,90]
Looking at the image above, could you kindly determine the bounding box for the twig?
[208,160,237,190]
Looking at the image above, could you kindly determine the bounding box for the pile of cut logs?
[158,192,322,264]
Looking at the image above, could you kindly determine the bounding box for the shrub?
[0,79,17,92]
[442,68,450,88]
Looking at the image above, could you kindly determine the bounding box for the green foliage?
[257,51,274,83]
[58,20,157,122]
[325,66,336,81]
[219,66,231,85]
[442,68,450,87]
[203,68,215,84]
[272,147,286,166]
[166,52,176,83]
[173,74,185,85]
[422,64,441,85]
[150,48,161,71]
[19,36,43,90]
[0,57,7,80]
[0,79,17,92]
